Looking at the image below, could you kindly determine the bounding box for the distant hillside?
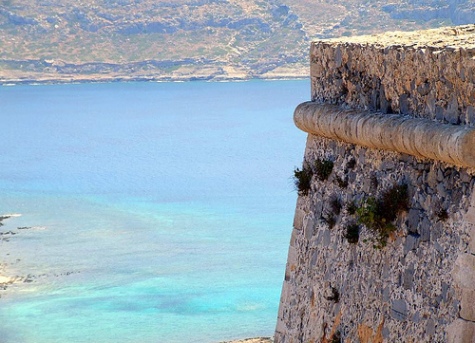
[0,0,474,83]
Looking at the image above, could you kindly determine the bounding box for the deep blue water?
[0,80,308,343]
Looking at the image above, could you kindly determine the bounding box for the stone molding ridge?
[294,101,475,168]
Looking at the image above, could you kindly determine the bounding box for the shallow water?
[0,80,308,343]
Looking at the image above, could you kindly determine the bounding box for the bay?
[0,80,308,343]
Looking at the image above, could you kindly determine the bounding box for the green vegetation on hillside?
[0,0,473,82]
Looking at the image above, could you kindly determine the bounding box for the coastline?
[0,214,277,342]
[220,337,273,343]
[0,74,309,86]
[0,62,308,86]
[0,214,20,290]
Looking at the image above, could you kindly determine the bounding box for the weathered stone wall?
[275,25,475,343]
[310,25,475,125]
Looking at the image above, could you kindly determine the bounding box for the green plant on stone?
[357,197,378,229]
[357,197,395,249]
[315,158,334,181]
[344,222,360,244]
[379,183,409,222]
[336,175,348,188]
[357,183,409,248]
[326,286,340,303]
[330,330,342,343]
[330,196,342,216]
[324,215,337,229]
[346,201,357,215]
[293,164,313,196]
[346,158,356,170]
[436,208,449,221]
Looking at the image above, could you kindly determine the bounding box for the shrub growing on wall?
[344,222,360,244]
[357,183,409,248]
[315,158,334,181]
[293,164,313,196]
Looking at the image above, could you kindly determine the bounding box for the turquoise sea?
[0,80,308,343]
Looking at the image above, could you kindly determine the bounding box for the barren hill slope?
[0,0,473,83]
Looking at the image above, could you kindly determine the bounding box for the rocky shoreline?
[0,73,308,86]
[0,59,308,86]
[220,337,273,343]
[0,214,51,292]
[0,218,275,341]
[0,214,21,291]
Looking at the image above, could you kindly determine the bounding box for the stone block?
[437,182,448,198]
[286,246,298,271]
[323,230,331,246]
[426,319,436,336]
[469,227,475,255]
[426,169,438,188]
[314,200,324,218]
[304,217,315,240]
[465,193,475,224]
[382,286,390,302]
[441,282,449,302]
[460,288,475,322]
[390,299,407,321]
[461,169,472,183]
[290,230,299,248]
[453,253,475,289]
[467,106,475,125]
[446,95,460,125]
[348,171,357,184]
[404,233,420,255]
[381,160,395,170]
[407,209,420,233]
[419,215,431,242]
[293,209,306,230]
[447,319,475,343]
[403,265,415,290]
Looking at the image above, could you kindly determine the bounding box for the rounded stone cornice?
[294,102,475,168]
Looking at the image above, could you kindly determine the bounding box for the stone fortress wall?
[275,25,475,343]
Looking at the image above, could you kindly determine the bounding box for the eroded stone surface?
[453,254,475,289]
[310,25,475,125]
[294,102,475,168]
[447,319,475,343]
[276,24,475,343]
[460,288,475,322]
[275,136,474,343]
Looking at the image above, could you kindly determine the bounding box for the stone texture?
[460,288,475,322]
[390,299,407,321]
[275,25,475,343]
[275,134,474,343]
[292,209,306,230]
[447,319,475,343]
[294,102,475,168]
[469,227,475,255]
[310,25,475,124]
[453,254,475,289]
[426,319,436,336]
[402,265,414,290]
